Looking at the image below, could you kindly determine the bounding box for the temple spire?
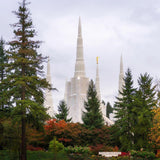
[74,17,86,77]
[95,57,101,100]
[118,54,124,97]
[44,58,54,117]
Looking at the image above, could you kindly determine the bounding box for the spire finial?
[96,57,99,64]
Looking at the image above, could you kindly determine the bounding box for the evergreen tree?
[106,102,113,118]
[0,38,8,110]
[82,80,104,129]
[133,73,156,150]
[55,100,72,122]
[114,68,136,151]
[5,0,51,159]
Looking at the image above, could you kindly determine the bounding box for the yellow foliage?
[150,107,160,148]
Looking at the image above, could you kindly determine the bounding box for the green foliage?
[114,69,156,151]
[55,100,72,122]
[49,137,64,153]
[133,73,156,150]
[64,146,91,154]
[0,38,11,111]
[114,68,136,151]
[130,150,155,160]
[0,119,20,154]
[6,0,51,124]
[82,80,104,129]
[44,119,111,148]
[109,157,130,160]
[64,146,92,160]
[106,102,113,118]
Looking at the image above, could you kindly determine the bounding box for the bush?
[49,137,64,153]
[89,144,116,155]
[130,150,155,160]
[27,145,43,151]
[109,157,130,160]
[64,146,91,154]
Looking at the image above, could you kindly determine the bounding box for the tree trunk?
[20,84,26,160]
[21,115,26,160]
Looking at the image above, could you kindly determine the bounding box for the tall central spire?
[74,17,86,77]
[44,58,54,117]
[119,54,124,96]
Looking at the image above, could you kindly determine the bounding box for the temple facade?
[44,18,122,125]
[64,18,114,125]
[64,18,89,123]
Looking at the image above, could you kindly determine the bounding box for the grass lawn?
[0,150,68,160]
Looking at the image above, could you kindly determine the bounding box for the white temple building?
[44,18,123,125]
[64,18,114,125]
[64,18,89,123]
[44,58,54,117]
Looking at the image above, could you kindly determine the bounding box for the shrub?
[64,146,91,154]
[89,144,115,155]
[110,157,130,160]
[27,145,43,151]
[49,137,64,152]
[130,150,155,160]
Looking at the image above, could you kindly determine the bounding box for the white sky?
[1,0,160,111]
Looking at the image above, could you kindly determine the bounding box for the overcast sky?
[1,0,160,110]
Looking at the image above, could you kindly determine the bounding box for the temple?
[44,58,54,117]
[64,17,89,123]
[64,18,114,125]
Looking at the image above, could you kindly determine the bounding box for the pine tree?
[133,73,156,150]
[114,68,136,151]
[106,102,113,118]
[82,80,104,129]
[55,100,72,122]
[0,38,8,110]
[5,1,51,159]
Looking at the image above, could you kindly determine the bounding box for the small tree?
[106,102,113,118]
[55,100,72,122]
[82,80,104,129]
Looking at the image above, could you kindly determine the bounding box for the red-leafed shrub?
[118,152,130,157]
[27,145,43,151]
[113,146,119,151]
[44,119,111,147]
[89,144,115,155]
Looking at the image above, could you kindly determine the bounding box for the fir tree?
[133,73,156,150]
[114,68,136,151]
[5,0,51,159]
[55,100,72,122]
[106,102,113,118]
[82,80,104,129]
[0,38,8,110]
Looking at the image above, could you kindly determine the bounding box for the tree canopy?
[82,80,104,129]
